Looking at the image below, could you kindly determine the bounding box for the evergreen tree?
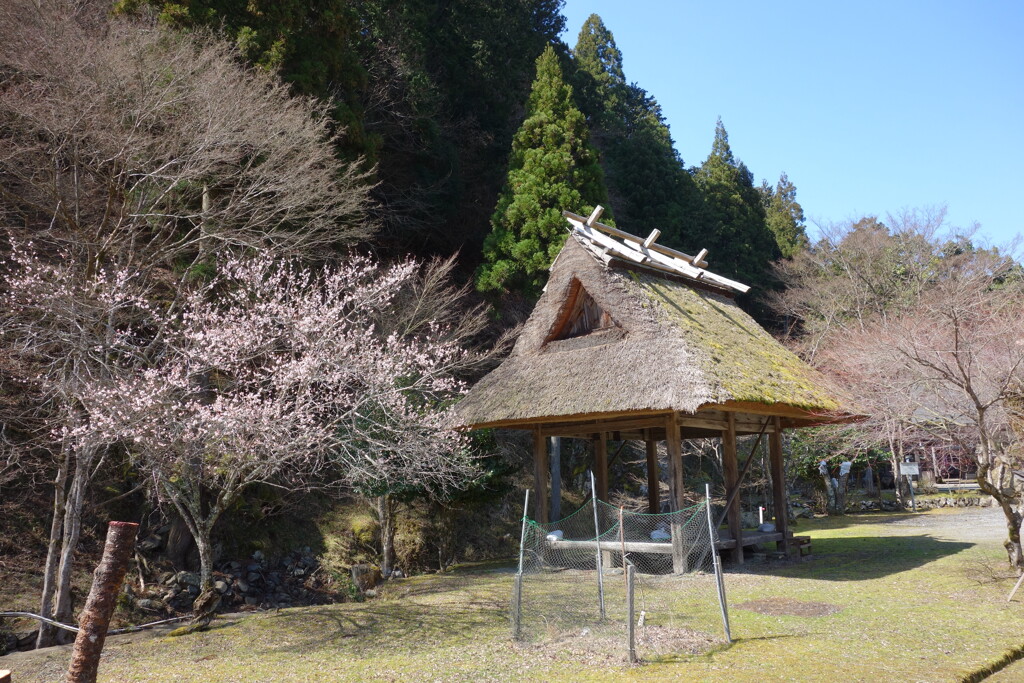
[477,45,609,297]
[571,14,627,128]
[571,15,702,250]
[760,173,808,258]
[694,119,780,293]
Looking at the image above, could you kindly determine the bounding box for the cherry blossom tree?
[1,244,158,645]
[1,0,374,644]
[83,254,496,617]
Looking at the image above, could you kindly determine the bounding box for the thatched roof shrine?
[458,208,855,563]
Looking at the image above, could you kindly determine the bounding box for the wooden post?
[533,429,549,524]
[769,416,790,557]
[67,521,139,683]
[645,436,659,513]
[626,564,637,663]
[594,433,608,502]
[511,572,523,639]
[722,413,743,565]
[665,413,686,573]
[665,414,684,510]
[0,670,10,683]
[550,437,561,521]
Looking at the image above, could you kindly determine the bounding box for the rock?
[137,598,163,610]
[159,571,177,585]
[214,580,229,594]
[392,568,405,579]
[235,578,249,593]
[245,596,259,606]
[176,571,201,587]
[253,550,264,561]
[293,568,306,577]
[186,584,200,596]
[138,534,163,552]
[351,564,382,591]
[16,630,39,649]
[247,572,261,583]
[247,563,262,572]
[2,632,18,655]
[364,589,378,598]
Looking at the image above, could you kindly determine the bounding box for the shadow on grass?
[255,577,512,657]
[790,511,921,531]
[768,534,973,581]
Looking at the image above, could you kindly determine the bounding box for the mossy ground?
[5,508,1022,682]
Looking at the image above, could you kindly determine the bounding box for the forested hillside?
[118,1,804,302]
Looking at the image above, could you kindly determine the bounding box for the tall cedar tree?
[572,15,702,249]
[477,45,609,297]
[695,119,781,296]
[761,172,809,258]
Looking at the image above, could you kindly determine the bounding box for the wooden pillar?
[769,416,791,556]
[594,433,608,502]
[665,414,683,511]
[665,413,687,573]
[645,434,660,514]
[550,437,561,522]
[533,428,549,524]
[722,412,743,565]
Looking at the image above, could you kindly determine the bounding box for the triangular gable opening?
[546,278,620,342]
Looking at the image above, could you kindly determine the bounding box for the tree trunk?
[820,471,836,514]
[974,427,1024,571]
[377,496,397,577]
[889,451,905,508]
[52,446,97,644]
[836,472,850,514]
[37,446,70,648]
[977,463,1024,569]
[66,521,138,683]
[194,525,214,592]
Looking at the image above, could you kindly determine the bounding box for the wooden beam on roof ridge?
[563,211,751,294]
[563,209,709,268]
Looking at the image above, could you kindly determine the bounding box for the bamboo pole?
[1008,571,1024,603]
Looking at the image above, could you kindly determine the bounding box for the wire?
[0,612,189,635]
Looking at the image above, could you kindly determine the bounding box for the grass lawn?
[4,507,1022,682]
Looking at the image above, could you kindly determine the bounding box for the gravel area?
[883,505,1009,542]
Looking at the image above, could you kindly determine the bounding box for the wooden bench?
[791,535,812,556]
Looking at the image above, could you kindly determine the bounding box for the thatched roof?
[457,233,851,429]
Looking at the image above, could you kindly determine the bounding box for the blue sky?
[560,1,1024,246]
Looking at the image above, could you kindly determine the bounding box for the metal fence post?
[706,483,731,643]
[591,471,606,619]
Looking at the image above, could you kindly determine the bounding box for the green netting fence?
[510,479,730,663]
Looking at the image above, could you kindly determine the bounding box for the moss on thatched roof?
[457,235,848,429]
[630,272,842,413]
